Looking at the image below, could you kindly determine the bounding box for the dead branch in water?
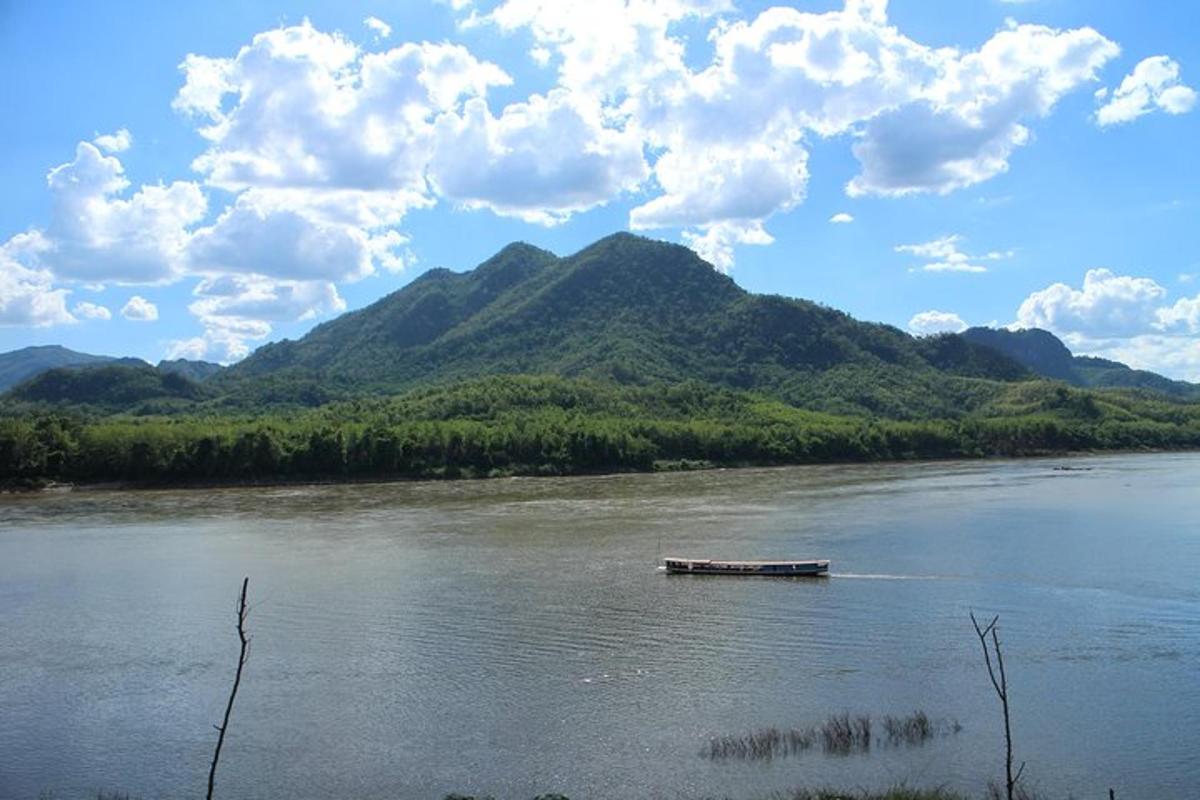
[207,577,251,800]
[971,612,1024,800]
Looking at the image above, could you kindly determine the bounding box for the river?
[2,453,1198,799]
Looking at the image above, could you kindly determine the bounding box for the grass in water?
[704,711,960,762]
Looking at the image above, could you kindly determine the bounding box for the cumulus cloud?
[1008,268,1200,379]
[1079,335,1200,382]
[631,139,809,230]
[681,220,773,273]
[73,301,112,320]
[849,22,1118,196]
[363,16,392,40]
[896,234,1009,273]
[1095,56,1197,126]
[1016,268,1167,337]
[829,212,854,224]
[93,128,133,153]
[121,295,159,321]
[0,236,74,327]
[175,21,510,215]
[908,310,968,335]
[10,142,207,285]
[476,2,1119,266]
[186,192,401,281]
[180,274,346,361]
[429,90,648,224]
[479,0,728,101]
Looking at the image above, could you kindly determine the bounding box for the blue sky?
[2,0,1198,377]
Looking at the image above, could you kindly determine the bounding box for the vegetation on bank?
[3,374,1199,487]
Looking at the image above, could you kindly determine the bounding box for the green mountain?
[5,235,1200,485]
[0,345,145,392]
[7,364,209,410]
[157,358,225,382]
[218,233,1028,418]
[959,327,1200,399]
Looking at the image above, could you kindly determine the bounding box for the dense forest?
[4,375,1199,488]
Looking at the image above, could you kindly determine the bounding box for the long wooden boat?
[662,557,830,576]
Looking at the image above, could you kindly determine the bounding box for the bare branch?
[207,577,250,800]
[971,611,1020,800]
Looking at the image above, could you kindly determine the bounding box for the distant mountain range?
[0,345,223,394]
[1,233,1196,414]
[960,327,1200,400]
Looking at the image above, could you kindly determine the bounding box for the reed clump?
[704,711,958,762]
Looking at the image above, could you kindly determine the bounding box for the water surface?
[2,454,1198,799]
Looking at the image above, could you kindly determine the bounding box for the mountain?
[5,363,209,410]
[218,233,1029,418]
[0,345,146,392]
[959,327,1200,400]
[157,358,225,382]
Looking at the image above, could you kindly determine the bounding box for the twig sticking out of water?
[207,577,251,800]
[971,612,1024,800]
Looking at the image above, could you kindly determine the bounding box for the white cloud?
[93,128,133,153]
[0,235,75,327]
[1010,269,1200,379]
[849,22,1118,196]
[1158,294,1200,334]
[1095,56,1197,126]
[164,337,211,362]
[829,212,854,224]
[630,139,809,230]
[186,192,399,281]
[908,310,968,335]
[121,295,159,321]
[476,2,1118,266]
[681,220,773,274]
[480,0,728,101]
[363,16,392,40]
[896,234,1008,273]
[1016,268,1167,337]
[429,90,648,224]
[1073,335,1200,383]
[4,142,207,285]
[73,301,112,320]
[183,274,346,360]
[175,21,510,209]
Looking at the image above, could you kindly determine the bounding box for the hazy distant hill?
[217,233,1028,418]
[157,358,225,382]
[0,345,144,392]
[960,327,1200,399]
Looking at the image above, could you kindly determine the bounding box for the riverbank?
[2,445,1190,495]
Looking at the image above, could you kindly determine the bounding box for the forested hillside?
[213,234,1029,417]
[3,234,1200,487]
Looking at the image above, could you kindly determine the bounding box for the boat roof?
[663,557,829,566]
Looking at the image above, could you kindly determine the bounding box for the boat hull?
[663,558,829,577]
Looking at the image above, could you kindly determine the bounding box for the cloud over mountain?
[1,1,1193,364]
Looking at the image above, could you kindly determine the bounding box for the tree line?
[4,375,1199,486]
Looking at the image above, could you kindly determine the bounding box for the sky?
[1,0,1199,378]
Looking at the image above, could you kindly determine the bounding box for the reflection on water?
[1,453,1198,799]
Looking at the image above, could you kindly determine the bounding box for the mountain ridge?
[959,327,1199,399]
[214,233,1030,418]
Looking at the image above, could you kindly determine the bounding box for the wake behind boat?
[662,557,830,577]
